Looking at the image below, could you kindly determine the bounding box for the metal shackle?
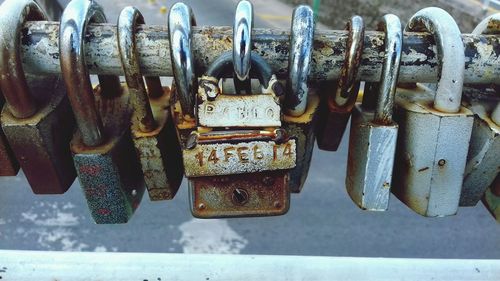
[405,7,465,113]
[332,16,365,108]
[472,13,500,126]
[59,0,121,147]
[233,0,253,82]
[118,6,160,133]
[0,0,47,119]
[285,5,315,117]
[168,2,197,117]
[372,14,403,124]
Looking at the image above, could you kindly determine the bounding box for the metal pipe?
[20,22,500,84]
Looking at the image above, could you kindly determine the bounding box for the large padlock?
[459,14,500,207]
[281,5,319,193]
[0,0,76,193]
[346,14,402,211]
[315,15,365,151]
[482,174,500,223]
[392,7,474,217]
[0,90,19,176]
[118,6,183,201]
[60,0,144,224]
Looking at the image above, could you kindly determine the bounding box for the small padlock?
[392,7,474,217]
[118,6,183,201]
[315,16,365,151]
[60,0,144,224]
[0,0,76,193]
[346,14,402,211]
[0,89,19,176]
[282,5,320,193]
[459,14,500,207]
[482,174,500,223]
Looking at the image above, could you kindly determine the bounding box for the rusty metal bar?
[21,21,500,84]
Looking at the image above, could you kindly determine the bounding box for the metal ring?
[472,13,500,125]
[59,0,119,146]
[285,5,315,117]
[233,0,253,81]
[405,7,465,113]
[168,2,197,117]
[373,14,403,124]
[118,6,157,133]
[332,15,365,108]
[0,0,46,119]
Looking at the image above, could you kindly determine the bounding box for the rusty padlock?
[392,7,474,217]
[459,14,500,207]
[60,0,144,224]
[0,90,19,176]
[282,5,320,193]
[346,14,402,211]
[184,51,295,218]
[0,0,76,193]
[315,16,365,151]
[482,174,500,223]
[118,6,183,201]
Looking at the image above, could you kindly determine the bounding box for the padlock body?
[315,104,351,151]
[460,101,500,206]
[0,129,18,176]
[346,104,398,211]
[189,170,290,218]
[282,94,320,193]
[71,85,144,224]
[132,87,183,201]
[482,176,500,223]
[1,76,75,193]
[392,87,474,217]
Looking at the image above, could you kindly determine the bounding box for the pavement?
[0,0,499,258]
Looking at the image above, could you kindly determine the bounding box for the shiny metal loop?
[117,6,157,133]
[405,7,465,113]
[285,5,315,117]
[168,2,197,116]
[332,15,365,108]
[206,51,273,89]
[0,0,46,119]
[373,14,403,124]
[472,13,500,125]
[233,0,253,81]
[59,0,120,146]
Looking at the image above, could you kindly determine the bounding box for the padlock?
[482,174,500,223]
[459,14,500,207]
[181,49,295,218]
[0,0,76,193]
[60,0,144,224]
[345,14,402,211]
[315,15,365,151]
[0,89,19,176]
[118,6,183,201]
[232,0,253,94]
[392,7,474,217]
[282,5,319,193]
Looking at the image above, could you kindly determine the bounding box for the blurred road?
[0,0,499,257]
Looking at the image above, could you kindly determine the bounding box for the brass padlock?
[118,6,183,201]
[282,5,320,193]
[315,16,365,151]
[0,89,19,176]
[60,0,144,224]
[0,0,76,193]
[346,14,402,211]
[392,8,474,217]
[460,14,500,207]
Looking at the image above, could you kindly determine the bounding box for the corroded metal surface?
[189,171,290,218]
[132,87,183,201]
[282,94,319,193]
[71,85,144,224]
[19,22,500,84]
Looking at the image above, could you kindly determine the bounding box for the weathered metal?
[19,22,500,84]
[189,170,290,218]
[482,175,500,223]
[60,0,144,224]
[118,6,183,201]
[346,14,402,211]
[315,15,364,151]
[0,0,76,194]
[460,14,500,207]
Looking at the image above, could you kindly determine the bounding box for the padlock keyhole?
[232,188,249,206]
